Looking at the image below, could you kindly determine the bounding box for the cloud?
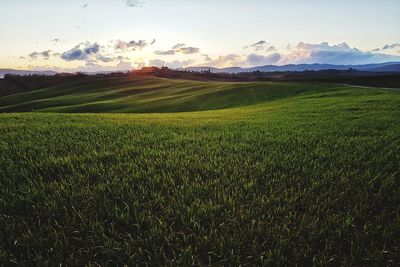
[251,41,267,47]
[126,0,144,7]
[116,61,133,70]
[28,50,52,60]
[202,54,212,61]
[177,47,199,54]
[383,43,400,50]
[202,54,242,68]
[200,42,400,67]
[373,43,400,51]
[116,55,130,60]
[82,3,88,8]
[149,59,194,69]
[154,43,200,56]
[148,59,166,67]
[61,42,100,61]
[243,41,269,51]
[79,60,133,72]
[29,60,134,73]
[281,42,400,65]
[246,53,281,66]
[96,55,115,63]
[61,42,128,63]
[115,39,154,51]
[154,50,176,55]
[172,43,186,50]
[135,61,146,69]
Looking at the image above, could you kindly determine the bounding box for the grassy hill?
[0,76,346,113]
[0,77,399,265]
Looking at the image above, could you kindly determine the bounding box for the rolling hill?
[0,76,346,113]
[0,76,399,265]
[184,62,400,73]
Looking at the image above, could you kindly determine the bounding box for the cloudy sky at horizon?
[1,0,400,72]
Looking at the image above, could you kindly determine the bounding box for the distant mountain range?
[1,62,400,79]
[183,62,400,73]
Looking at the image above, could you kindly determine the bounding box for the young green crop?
[0,80,399,266]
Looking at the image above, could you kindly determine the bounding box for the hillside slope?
[0,76,347,113]
[1,85,399,265]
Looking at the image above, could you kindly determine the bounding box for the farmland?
[0,77,399,265]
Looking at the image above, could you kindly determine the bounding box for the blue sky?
[1,0,400,71]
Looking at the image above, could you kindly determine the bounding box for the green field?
[0,77,399,265]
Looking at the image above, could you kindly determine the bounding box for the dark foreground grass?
[0,85,399,266]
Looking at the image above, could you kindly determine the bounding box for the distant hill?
[364,63,400,72]
[0,69,57,79]
[183,62,400,73]
[2,62,400,80]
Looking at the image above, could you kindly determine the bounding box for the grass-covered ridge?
[0,79,399,265]
[0,76,344,113]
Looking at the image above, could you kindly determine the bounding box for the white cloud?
[201,54,243,68]
[154,43,200,56]
[280,42,400,65]
[246,53,281,66]
[148,59,195,69]
[126,0,144,7]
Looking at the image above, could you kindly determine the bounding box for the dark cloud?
[61,42,100,61]
[243,41,269,51]
[246,53,281,66]
[127,0,144,7]
[373,43,400,51]
[61,42,132,63]
[82,3,88,8]
[381,43,400,50]
[115,39,154,51]
[28,50,52,60]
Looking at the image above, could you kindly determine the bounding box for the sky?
[1,0,400,72]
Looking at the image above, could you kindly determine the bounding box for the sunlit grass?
[0,81,399,265]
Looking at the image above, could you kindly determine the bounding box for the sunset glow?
[1,0,399,72]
